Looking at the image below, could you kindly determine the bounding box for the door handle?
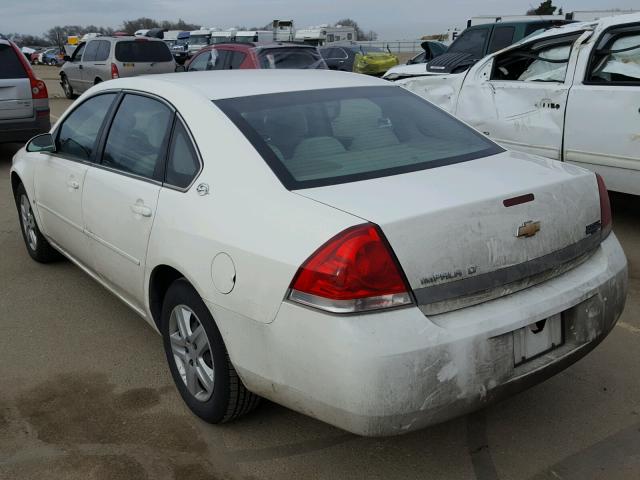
[130,203,152,217]
[67,180,79,189]
[79,64,83,70]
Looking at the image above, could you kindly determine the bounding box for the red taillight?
[10,41,48,99]
[30,78,48,99]
[111,63,120,79]
[288,224,412,313]
[596,174,612,238]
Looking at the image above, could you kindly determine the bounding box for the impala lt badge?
[516,221,541,238]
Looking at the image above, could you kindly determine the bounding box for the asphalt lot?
[0,65,639,480]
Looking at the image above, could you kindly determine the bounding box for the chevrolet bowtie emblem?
[516,221,541,238]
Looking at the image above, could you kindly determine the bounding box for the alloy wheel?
[20,194,38,251]
[169,305,215,402]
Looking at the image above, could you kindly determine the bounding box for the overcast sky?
[3,0,638,39]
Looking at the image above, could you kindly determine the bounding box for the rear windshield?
[215,86,502,189]
[0,44,28,79]
[115,40,172,62]
[258,48,326,69]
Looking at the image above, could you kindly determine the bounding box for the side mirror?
[26,133,55,153]
[63,55,71,61]
[175,65,186,72]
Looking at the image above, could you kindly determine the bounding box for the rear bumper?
[213,234,628,436]
[0,114,50,144]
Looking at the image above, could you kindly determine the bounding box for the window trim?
[584,22,640,87]
[162,112,204,192]
[214,86,504,190]
[95,90,176,185]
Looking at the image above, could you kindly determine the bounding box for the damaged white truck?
[398,14,640,196]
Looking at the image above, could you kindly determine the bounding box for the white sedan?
[10,70,627,436]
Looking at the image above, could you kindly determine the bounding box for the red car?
[184,42,327,71]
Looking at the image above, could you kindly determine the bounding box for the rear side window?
[215,86,502,189]
[448,27,490,57]
[0,44,27,79]
[165,120,200,188]
[95,40,111,61]
[83,41,100,62]
[115,41,172,62]
[102,94,173,180]
[488,26,516,53]
[258,48,325,69]
[57,94,117,161]
[229,51,246,69]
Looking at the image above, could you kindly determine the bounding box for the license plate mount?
[513,313,563,366]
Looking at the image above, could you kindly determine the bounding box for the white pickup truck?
[399,14,640,196]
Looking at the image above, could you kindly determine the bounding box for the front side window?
[215,86,502,189]
[102,95,173,180]
[229,51,246,69]
[188,51,210,71]
[57,93,117,161]
[72,43,85,62]
[491,35,580,82]
[165,120,200,188]
[448,27,490,58]
[588,31,640,84]
[258,48,325,69]
[115,40,172,62]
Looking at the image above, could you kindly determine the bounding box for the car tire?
[161,278,260,423]
[15,183,62,263]
[61,74,75,99]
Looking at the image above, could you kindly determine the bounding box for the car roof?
[95,70,389,100]
[513,12,640,43]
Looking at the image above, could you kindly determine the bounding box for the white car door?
[455,31,587,160]
[564,28,640,195]
[33,93,117,265]
[82,93,174,309]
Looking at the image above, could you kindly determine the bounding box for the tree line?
[2,17,377,47]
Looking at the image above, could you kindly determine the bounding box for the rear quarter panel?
[142,87,360,325]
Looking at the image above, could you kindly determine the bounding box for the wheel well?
[94,78,102,84]
[10,172,22,199]
[149,265,184,329]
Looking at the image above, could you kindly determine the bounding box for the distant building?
[294,25,356,46]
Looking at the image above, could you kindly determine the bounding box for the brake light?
[596,174,612,238]
[288,224,412,313]
[10,41,48,99]
[111,63,120,79]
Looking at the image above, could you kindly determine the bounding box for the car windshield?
[0,44,27,79]
[115,40,172,62]
[190,36,210,45]
[215,86,502,189]
[447,28,489,57]
[176,38,189,46]
[211,36,232,44]
[258,48,326,69]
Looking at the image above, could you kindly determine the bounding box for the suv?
[0,39,50,144]
[60,36,176,99]
[185,43,326,71]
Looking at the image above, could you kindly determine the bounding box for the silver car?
[0,39,50,144]
[60,36,176,99]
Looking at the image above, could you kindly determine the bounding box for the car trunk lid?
[295,151,602,314]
